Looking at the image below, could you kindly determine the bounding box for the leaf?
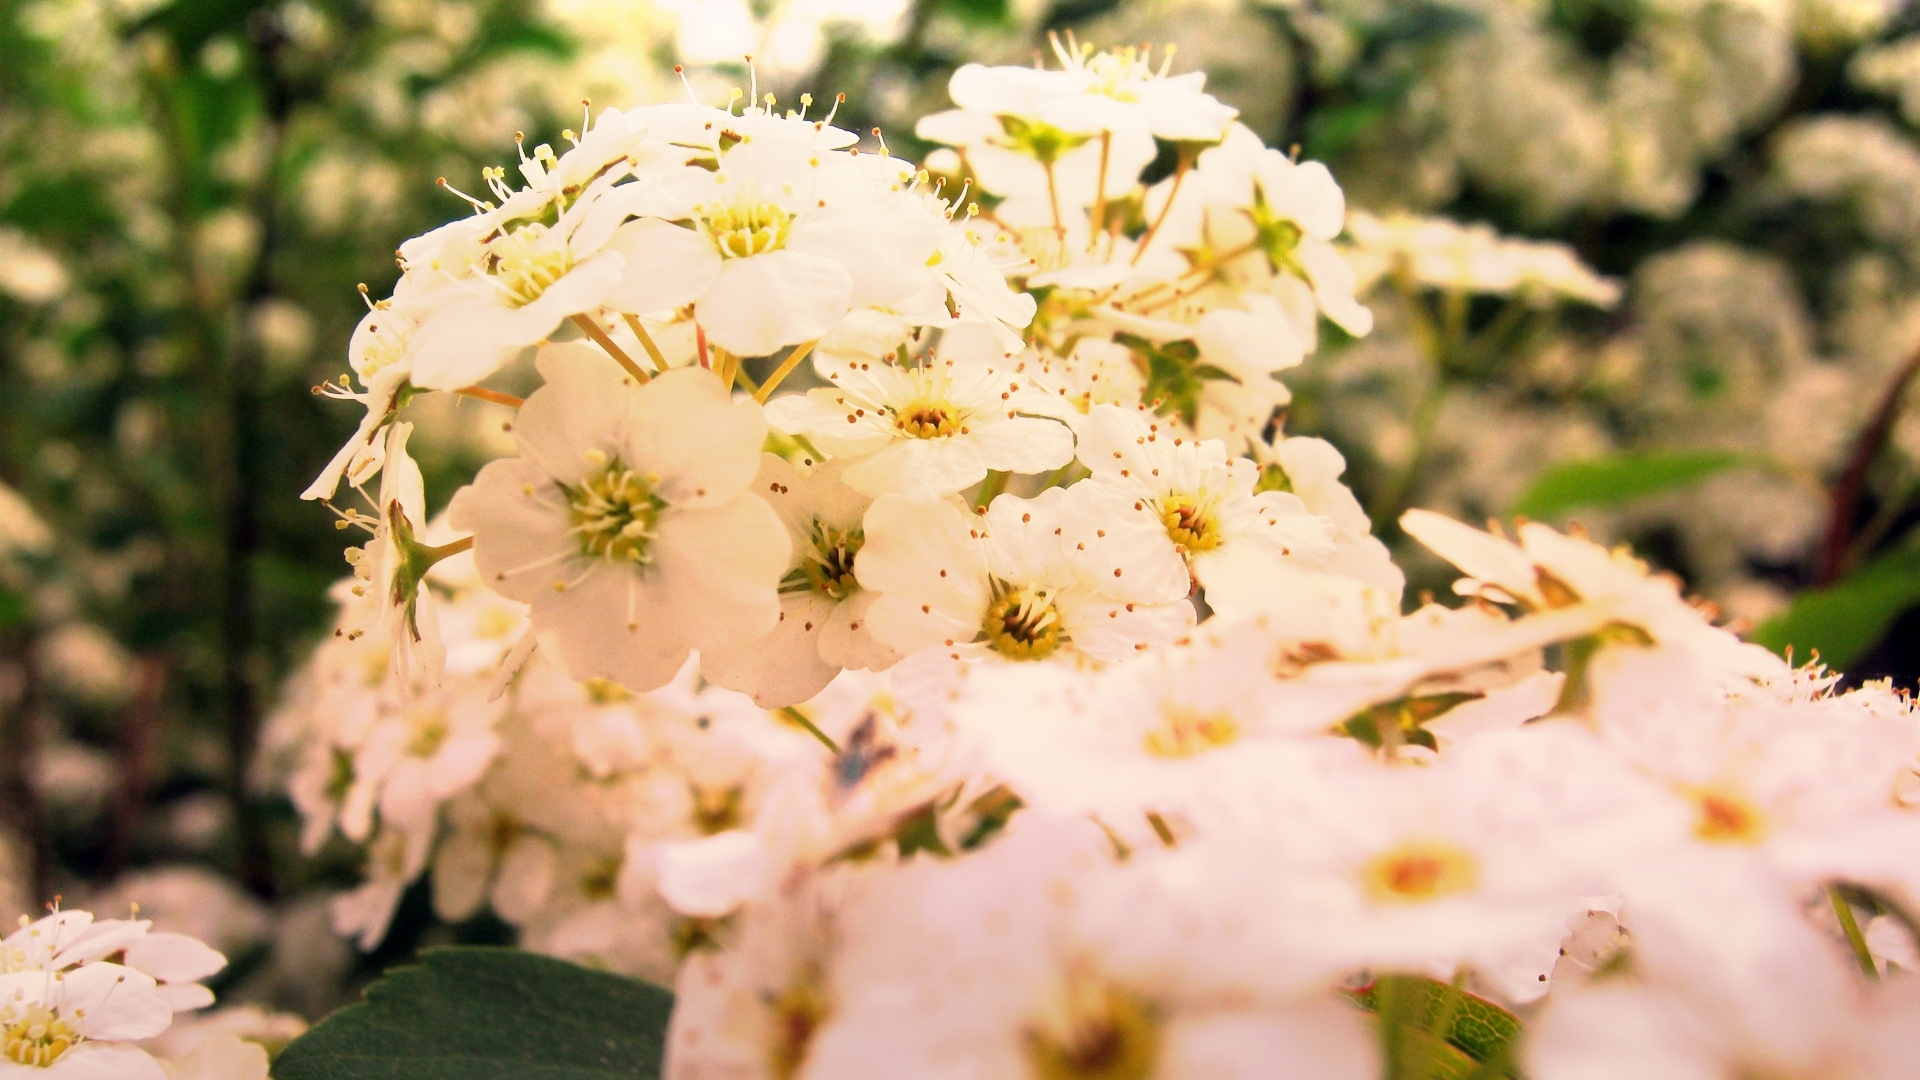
[1336,691,1485,750]
[1348,975,1522,1079]
[271,947,673,1080]
[1508,451,1746,521]
[1750,545,1920,669]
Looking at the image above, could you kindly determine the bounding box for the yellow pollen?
[1158,495,1220,553]
[800,524,863,600]
[489,222,572,307]
[406,711,450,758]
[699,196,793,258]
[895,400,962,439]
[4,1004,77,1068]
[767,978,832,1080]
[983,587,1063,661]
[1363,840,1478,904]
[1025,976,1160,1080]
[1691,788,1765,844]
[1143,706,1239,758]
[567,457,665,563]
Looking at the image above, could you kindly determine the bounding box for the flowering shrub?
[264,43,1920,1079]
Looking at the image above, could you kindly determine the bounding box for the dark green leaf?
[1750,545,1920,669]
[1508,451,1746,521]
[271,947,673,1080]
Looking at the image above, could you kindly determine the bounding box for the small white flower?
[764,352,1074,497]
[0,962,173,1079]
[856,487,1194,664]
[449,353,788,691]
[701,456,901,709]
[1073,404,1337,597]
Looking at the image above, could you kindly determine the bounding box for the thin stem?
[713,346,737,392]
[1830,884,1880,980]
[695,322,712,371]
[1123,238,1260,313]
[779,706,840,754]
[1422,970,1469,1080]
[731,364,760,397]
[1819,340,1920,584]
[973,469,1010,510]
[455,386,525,408]
[1088,132,1111,252]
[1042,158,1067,247]
[423,535,474,562]
[570,313,651,385]
[618,313,664,379]
[756,339,819,402]
[1131,155,1189,266]
[1144,810,1176,847]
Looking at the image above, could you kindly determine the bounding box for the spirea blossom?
[282,47,1920,1078]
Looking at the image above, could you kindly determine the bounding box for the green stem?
[1830,884,1879,980]
[779,706,840,754]
[973,469,1010,510]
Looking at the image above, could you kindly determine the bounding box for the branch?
[1818,341,1920,585]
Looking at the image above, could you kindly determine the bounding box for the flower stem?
[570,313,651,385]
[756,339,819,402]
[695,322,712,371]
[455,386,525,408]
[1829,884,1879,980]
[973,469,1009,510]
[1043,158,1067,248]
[1088,131,1111,252]
[1131,153,1190,266]
[619,313,665,380]
[778,706,840,754]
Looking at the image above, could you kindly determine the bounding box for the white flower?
[856,487,1194,664]
[1072,405,1338,597]
[329,824,433,951]
[607,132,957,359]
[701,456,901,708]
[341,678,504,839]
[763,351,1074,497]
[1251,433,1403,596]
[1344,211,1621,307]
[448,354,788,692]
[0,962,173,1080]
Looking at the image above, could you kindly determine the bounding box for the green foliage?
[1751,545,1920,669]
[1350,974,1522,1080]
[272,948,674,1080]
[1508,451,1748,521]
[1336,691,1484,751]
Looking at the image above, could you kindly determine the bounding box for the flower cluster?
[281,44,1920,1077]
[0,906,239,1079]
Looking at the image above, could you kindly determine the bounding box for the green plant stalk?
[1829,884,1879,980]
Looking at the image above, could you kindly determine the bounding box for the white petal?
[122,932,226,984]
[46,1043,166,1080]
[701,591,841,708]
[963,416,1076,476]
[492,838,557,925]
[624,367,766,507]
[62,963,171,1041]
[650,494,790,653]
[602,218,722,314]
[655,831,769,918]
[696,250,852,358]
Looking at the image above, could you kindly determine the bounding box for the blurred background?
[1,0,1917,1022]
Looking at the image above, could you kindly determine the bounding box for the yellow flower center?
[406,710,449,757]
[580,854,622,901]
[691,783,745,835]
[489,222,572,308]
[895,400,962,439]
[1143,706,1240,758]
[4,1005,77,1068]
[699,197,793,259]
[983,588,1063,661]
[567,455,665,564]
[1363,840,1478,904]
[1691,788,1766,844]
[801,525,864,600]
[1158,495,1221,554]
[767,978,832,1080]
[1025,977,1160,1080]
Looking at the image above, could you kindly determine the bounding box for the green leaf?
[271,947,673,1080]
[1336,691,1484,750]
[1508,451,1747,521]
[1349,975,1522,1079]
[1750,545,1920,669]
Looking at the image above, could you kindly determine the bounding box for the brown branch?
[100,658,168,879]
[1818,341,1920,585]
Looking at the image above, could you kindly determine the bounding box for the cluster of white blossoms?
[0,906,250,1079]
[279,41,1920,1077]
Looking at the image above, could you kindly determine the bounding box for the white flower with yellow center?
[855,487,1193,665]
[1072,405,1337,598]
[606,132,959,359]
[448,354,788,692]
[342,679,505,839]
[702,456,901,708]
[764,351,1074,497]
[0,962,173,1079]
